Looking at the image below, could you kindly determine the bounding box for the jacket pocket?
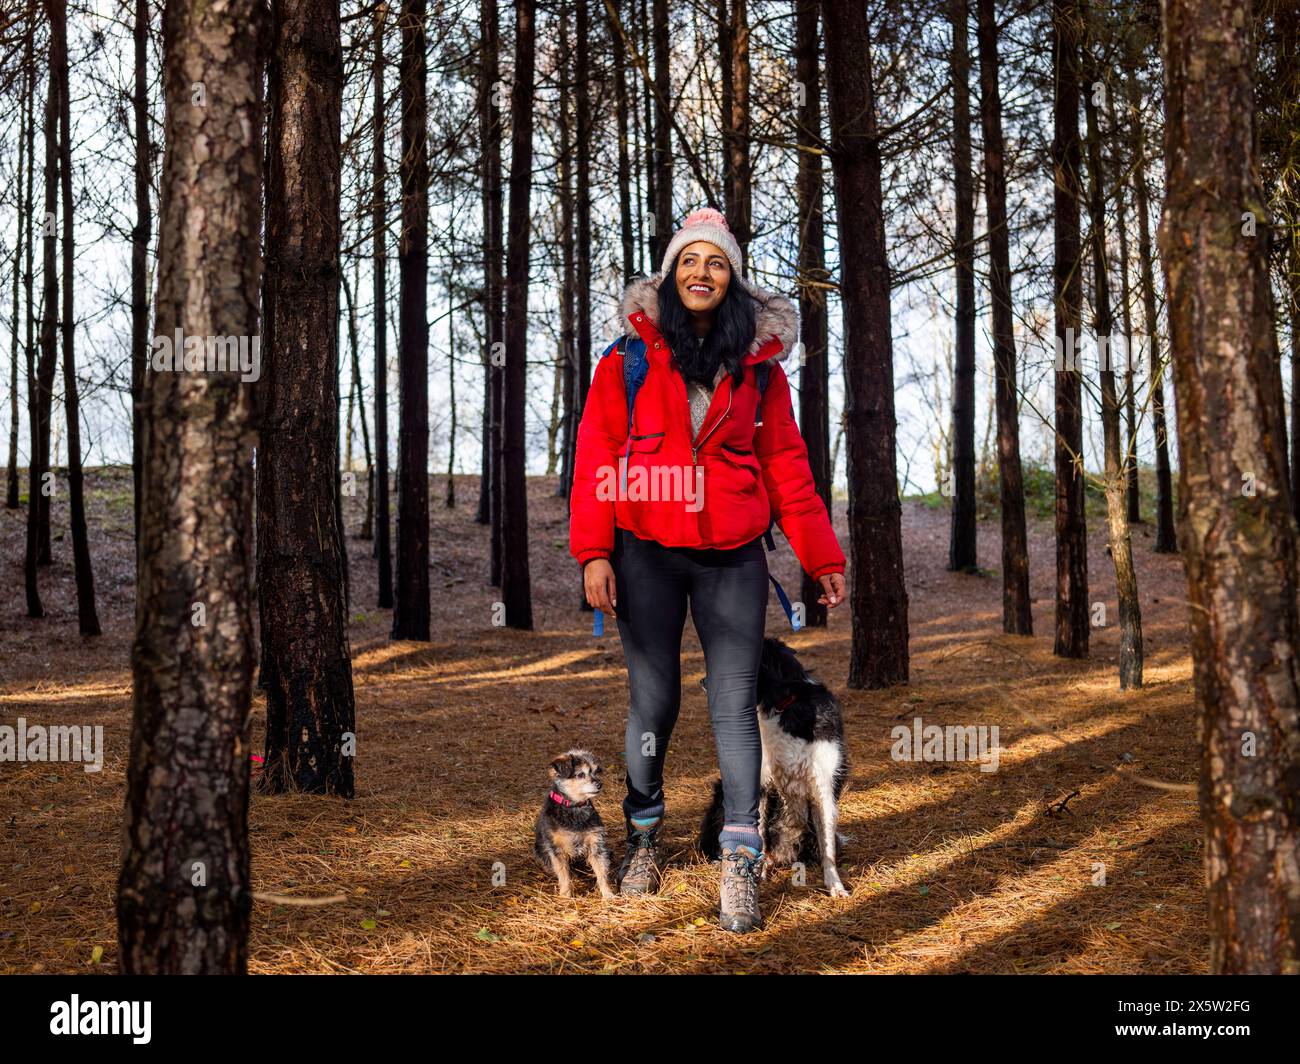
[714,442,764,503]
[717,442,761,472]
[629,431,664,454]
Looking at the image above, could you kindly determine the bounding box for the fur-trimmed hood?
[618,271,799,362]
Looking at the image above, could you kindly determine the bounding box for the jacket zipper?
[691,383,732,467]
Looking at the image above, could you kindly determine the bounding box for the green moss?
[904,489,949,511]
[913,460,1179,525]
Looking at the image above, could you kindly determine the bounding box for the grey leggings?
[610,527,769,828]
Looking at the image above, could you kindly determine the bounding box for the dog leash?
[769,573,800,631]
[762,526,801,631]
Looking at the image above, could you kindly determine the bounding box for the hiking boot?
[719,848,763,932]
[618,827,662,895]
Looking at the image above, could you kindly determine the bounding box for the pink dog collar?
[550,790,589,807]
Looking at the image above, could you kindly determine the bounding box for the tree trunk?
[1128,71,1177,553]
[1292,254,1300,525]
[446,244,457,510]
[36,296,52,569]
[976,0,1031,634]
[132,0,152,544]
[610,0,634,282]
[548,343,563,477]
[573,0,593,489]
[948,0,977,573]
[22,22,40,617]
[490,333,504,584]
[795,0,830,630]
[50,0,101,636]
[5,34,25,512]
[719,0,733,227]
[822,0,909,688]
[392,0,430,640]
[374,3,393,603]
[117,0,265,973]
[483,0,505,584]
[1108,88,1141,526]
[555,17,576,489]
[501,0,537,630]
[1084,64,1142,689]
[641,0,655,271]
[31,34,59,612]
[723,0,751,265]
[343,272,363,526]
[478,343,491,525]
[1052,0,1088,659]
[343,266,374,539]
[37,308,52,566]
[652,0,672,262]
[344,356,355,473]
[258,0,355,795]
[1276,6,1300,525]
[477,0,500,530]
[1159,0,1300,974]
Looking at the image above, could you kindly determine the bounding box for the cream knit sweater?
[684,337,726,439]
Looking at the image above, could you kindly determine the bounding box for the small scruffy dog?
[699,638,850,896]
[534,750,616,899]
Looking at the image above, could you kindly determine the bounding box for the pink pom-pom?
[682,207,730,232]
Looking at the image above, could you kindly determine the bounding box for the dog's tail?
[696,779,726,860]
[699,781,795,859]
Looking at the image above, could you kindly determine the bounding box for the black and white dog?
[699,638,850,896]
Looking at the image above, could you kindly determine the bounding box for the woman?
[569,208,846,932]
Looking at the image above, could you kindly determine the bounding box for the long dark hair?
[656,254,757,388]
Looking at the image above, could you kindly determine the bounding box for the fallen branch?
[253,891,349,907]
[1043,790,1081,817]
[983,839,1071,850]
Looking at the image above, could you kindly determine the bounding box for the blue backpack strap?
[622,334,649,417]
[617,335,648,496]
[753,360,771,426]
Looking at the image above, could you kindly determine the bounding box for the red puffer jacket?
[569,274,845,581]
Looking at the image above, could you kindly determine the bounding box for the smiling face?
[674,241,731,321]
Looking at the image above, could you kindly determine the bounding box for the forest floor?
[0,467,1206,974]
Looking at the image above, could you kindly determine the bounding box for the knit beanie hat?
[660,207,744,280]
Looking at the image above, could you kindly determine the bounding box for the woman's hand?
[817,572,846,609]
[584,559,618,613]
